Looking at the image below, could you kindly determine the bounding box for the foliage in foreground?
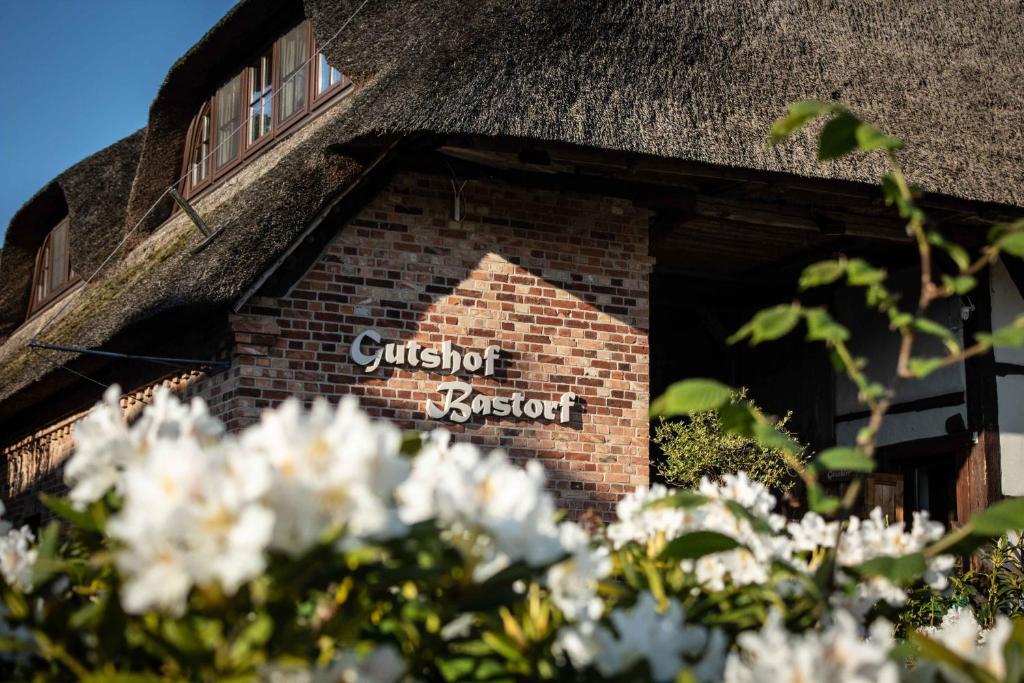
[0,387,1018,682]
[652,391,804,494]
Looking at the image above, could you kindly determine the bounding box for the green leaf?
[799,260,846,289]
[718,402,757,436]
[660,531,740,561]
[928,231,971,271]
[912,317,960,353]
[854,123,903,152]
[752,422,802,454]
[804,309,850,343]
[818,113,860,161]
[481,631,527,665]
[908,357,945,378]
[815,447,875,473]
[650,379,732,417]
[40,494,100,533]
[729,305,801,346]
[724,500,780,536]
[881,174,919,219]
[162,620,207,657]
[887,308,913,329]
[971,498,1024,536]
[647,491,709,509]
[808,486,840,515]
[1000,233,1024,258]
[856,553,927,583]
[770,100,832,144]
[846,259,887,286]
[910,632,1001,683]
[977,321,1024,348]
[942,274,977,295]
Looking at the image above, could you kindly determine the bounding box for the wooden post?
[960,268,1002,521]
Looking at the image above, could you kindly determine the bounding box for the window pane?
[49,221,69,292]
[192,111,210,185]
[316,53,344,95]
[248,52,273,145]
[278,24,309,121]
[215,74,242,168]
[35,240,51,303]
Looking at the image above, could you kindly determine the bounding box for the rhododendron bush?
[0,388,1019,682]
[5,108,1024,682]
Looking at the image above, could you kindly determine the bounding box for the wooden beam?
[960,268,1002,521]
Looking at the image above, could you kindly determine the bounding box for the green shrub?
[652,391,805,493]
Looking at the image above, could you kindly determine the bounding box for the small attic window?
[179,19,350,199]
[28,217,77,317]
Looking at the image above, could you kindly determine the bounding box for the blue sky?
[0,0,238,239]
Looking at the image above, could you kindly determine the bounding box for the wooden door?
[865,473,904,524]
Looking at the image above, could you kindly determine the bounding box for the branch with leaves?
[652,100,1024,588]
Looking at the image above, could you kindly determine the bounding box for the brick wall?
[199,171,653,517]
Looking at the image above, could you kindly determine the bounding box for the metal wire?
[29,346,151,406]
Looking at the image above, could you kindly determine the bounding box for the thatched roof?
[0,130,144,339]
[1,0,1022,409]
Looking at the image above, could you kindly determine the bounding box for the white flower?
[64,386,223,508]
[546,522,611,622]
[108,413,273,614]
[63,385,133,507]
[396,432,561,581]
[606,484,691,549]
[787,511,839,553]
[241,397,409,556]
[699,471,779,521]
[608,475,793,591]
[921,606,1011,682]
[830,508,953,610]
[0,525,37,592]
[724,610,900,683]
[558,592,726,682]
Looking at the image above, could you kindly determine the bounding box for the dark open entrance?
[645,172,969,520]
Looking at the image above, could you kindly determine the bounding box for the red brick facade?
[196,172,653,516]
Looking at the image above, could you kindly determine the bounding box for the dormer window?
[179,20,349,199]
[28,218,77,317]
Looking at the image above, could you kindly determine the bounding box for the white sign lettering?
[350,329,577,424]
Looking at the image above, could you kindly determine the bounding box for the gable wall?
[191,171,653,517]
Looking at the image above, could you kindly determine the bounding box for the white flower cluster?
[0,502,36,593]
[608,475,791,590]
[608,474,955,604]
[918,606,1012,682]
[546,521,611,622]
[724,610,900,683]
[65,385,223,508]
[240,398,410,554]
[396,430,562,581]
[65,388,569,612]
[556,592,726,682]
[69,388,411,614]
[790,508,954,609]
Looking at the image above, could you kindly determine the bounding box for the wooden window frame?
[26,218,79,319]
[178,19,352,202]
[211,73,246,181]
[243,48,276,158]
[272,20,314,137]
[181,102,213,197]
[312,48,351,105]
